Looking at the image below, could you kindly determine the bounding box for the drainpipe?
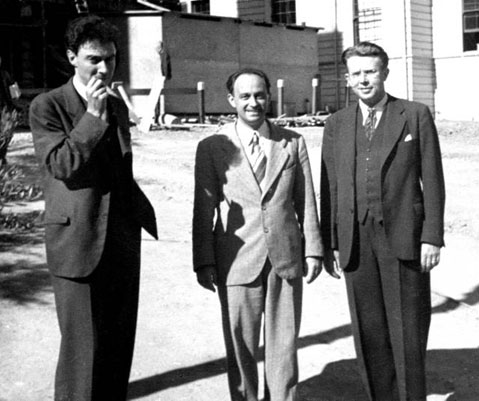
[41,0,47,89]
[334,0,340,110]
[403,0,411,99]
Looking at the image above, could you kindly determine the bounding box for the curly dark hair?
[341,41,389,69]
[226,68,271,95]
[64,15,119,54]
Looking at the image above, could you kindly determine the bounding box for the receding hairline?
[226,68,271,95]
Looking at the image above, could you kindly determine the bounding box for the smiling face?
[227,73,270,130]
[67,40,117,87]
[346,55,389,107]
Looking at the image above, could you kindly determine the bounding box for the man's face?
[227,73,270,130]
[67,40,116,87]
[346,55,389,107]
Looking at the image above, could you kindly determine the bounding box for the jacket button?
[264,228,269,233]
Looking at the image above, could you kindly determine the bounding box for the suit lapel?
[222,124,262,196]
[339,104,358,178]
[62,79,87,129]
[380,96,406,169]
[262,123,289,197]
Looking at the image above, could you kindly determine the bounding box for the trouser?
[218,260,303,401]
[345,216,431,401]
[52,215,141,401]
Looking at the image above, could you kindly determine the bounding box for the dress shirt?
[235,118,271,168]
[359,94,388,129]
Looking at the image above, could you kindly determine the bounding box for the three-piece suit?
[29,79,157,401]
[320,95,445,401]
[193,121,323,400]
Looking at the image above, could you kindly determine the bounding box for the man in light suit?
[193,68,324,401]
[320,42,445,401]
[29,15,157,401]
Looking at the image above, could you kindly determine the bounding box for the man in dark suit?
[29,15,157,401]
[193,68,324,401]
[320,41,445,401]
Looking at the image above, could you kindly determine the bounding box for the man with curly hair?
[29,15,157,401]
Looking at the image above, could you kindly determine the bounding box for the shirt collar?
[235,118,270,144]
[359,93,388,116]
[72,75,88,102]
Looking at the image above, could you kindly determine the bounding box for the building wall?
[117,12,319,115]
[210,0,237,18]
[315,0,355,112]
[237,0,265,21]
[433,0,479,120]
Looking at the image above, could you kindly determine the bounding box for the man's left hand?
[420,243,441,273]
[303,257,323,284]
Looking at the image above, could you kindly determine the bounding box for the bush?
[0,106,19,165]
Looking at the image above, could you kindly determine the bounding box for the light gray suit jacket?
[193,121,323,286]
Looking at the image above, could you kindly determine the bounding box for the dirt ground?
[0,122,478,401]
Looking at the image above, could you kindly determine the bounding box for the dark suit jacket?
[193,122,323,286]
[320,95,445,269]
[29,79,157,278]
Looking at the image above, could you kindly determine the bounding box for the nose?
[359,71,369,83]
[248,96,259,107]
[97,60,108,75]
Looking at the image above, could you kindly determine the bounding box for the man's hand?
[303,256,323,284]
[324,249,342,279]
[196,265,217,292]
[420,243,441,273]
[85,76,108,119]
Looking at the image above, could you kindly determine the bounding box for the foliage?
[0,164,43,231]
[0,106,19,165]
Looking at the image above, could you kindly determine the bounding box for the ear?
[66,49,77,67]
[382,67,390,81]
[227,93,236,108]
[344,73,351,87]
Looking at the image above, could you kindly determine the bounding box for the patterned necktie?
[364,107,376,141]
[251,131,266,188]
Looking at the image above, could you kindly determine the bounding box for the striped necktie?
[364,107,376,141]
[251,131,266,188]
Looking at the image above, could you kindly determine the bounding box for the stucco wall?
[121,12,319,116]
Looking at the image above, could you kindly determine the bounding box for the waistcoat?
[355,106,387,223]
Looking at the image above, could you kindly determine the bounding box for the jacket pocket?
[44,214,70,225]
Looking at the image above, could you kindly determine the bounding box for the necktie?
[364,107,376,141]
[251,131,266,188]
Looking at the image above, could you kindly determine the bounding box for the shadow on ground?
[127,303,479,401]
[127,325,352,399]
[0,229,50,305]
[128,344,479,401]
[299,348,478,401]
[432,284,479,312]
[0,260,51,305]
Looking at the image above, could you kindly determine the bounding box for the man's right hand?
[86,76,108,119]
[324,249,342,279]
[196,265,217,292]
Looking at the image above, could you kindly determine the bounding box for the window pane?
[464,12,479,31]
[464,0,479,12]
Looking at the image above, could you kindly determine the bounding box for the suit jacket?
[193,121,323,286]
[29,79,157,278]
[320,95,445,269]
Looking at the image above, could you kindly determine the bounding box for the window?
[353,0,382,44]
[271,0,296,25]
[464,0,479,51]
[191,0,209,14]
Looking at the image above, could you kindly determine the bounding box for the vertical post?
[345,84,350,108]
[277,79,284,117]
[311,78,318,115]
[197,81,205,124]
